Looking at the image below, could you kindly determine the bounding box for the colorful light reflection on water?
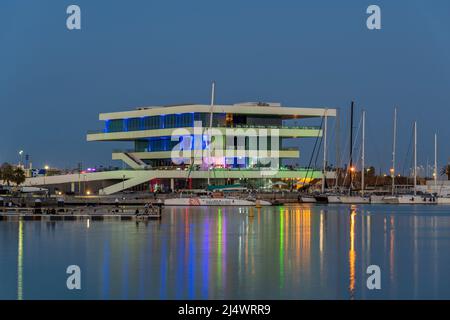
[1,204,450,299]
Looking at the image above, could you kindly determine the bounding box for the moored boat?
[369,195,385,204]
[370,195,399,204]
[436,196,450,204]
[314,194,329,203]
[327,195,342,203]
[165,190,272,206]
[397,194,435,204]
[381,196,399,204]
[340,196,370,204]
[299,195,317,203]
[164,197,272,206]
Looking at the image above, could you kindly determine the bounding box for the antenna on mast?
[207,81,215,186]
[391,107,397,196]
[413,121,417,196]
[361,109,366,196]
[322,109,328,193]
[434,132,438,188]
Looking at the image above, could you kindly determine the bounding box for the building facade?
[25,102,336,195]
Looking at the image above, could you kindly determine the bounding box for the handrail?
[88,125,321,135]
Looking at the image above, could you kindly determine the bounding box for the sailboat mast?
[322,109,328,193]
[349,101,354,190]
[414,121,417,196]
[335,108,340,190]
[361,110,365,196]
[207,81,215,186]
[434,133,438,188]
[392,107,397,196]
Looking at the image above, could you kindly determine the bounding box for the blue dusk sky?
[1,0,449,174]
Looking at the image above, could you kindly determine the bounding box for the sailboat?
[396,122,432,204]
[433,134,450,204]
[340,109,370,204]
[164,190,272,206]
[326,102,359,203]
[313,108,329,203]
[370,107,398,204]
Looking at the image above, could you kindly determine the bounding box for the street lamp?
[43,165,49,186]
[122,174,126,199]
[18,150,24,167]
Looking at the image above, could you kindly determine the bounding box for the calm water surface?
[1,204,450,300]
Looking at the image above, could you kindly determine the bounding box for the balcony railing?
[88,125,321,135]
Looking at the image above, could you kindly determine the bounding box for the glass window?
[106,119,124,132]
[127,118,141,131]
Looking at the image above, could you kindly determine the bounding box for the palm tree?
[0,163,15,186]
[12,167,26,186]
[0,164,26,188]
[440,164,450,180]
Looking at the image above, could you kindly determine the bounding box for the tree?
[12,167,26,186]
[0,164,26,187]
[441,164,450,180]
[0,163,15,186]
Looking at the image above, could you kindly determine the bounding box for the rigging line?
[327,116,337,165]
[365,119,384,188]
[365,120,384,172]
[301,116,324,188]
[304,127,324,186]
[342,115,362,188]
[308,114,334,189]
[401,124,414,178]
[323,117,337,189]
[335,110,350,189]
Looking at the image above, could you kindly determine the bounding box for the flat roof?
[98,104,337,121]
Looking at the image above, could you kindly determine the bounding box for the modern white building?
[25,102,336,195]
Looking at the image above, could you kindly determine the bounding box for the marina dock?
[0,206,162,221]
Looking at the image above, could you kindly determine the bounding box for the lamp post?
[122,174,126,199]
[43,165,49,192]
[18,150,24,168]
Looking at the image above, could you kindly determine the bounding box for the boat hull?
[164,197,271,206]
[300,196,317,203]
[327,195,342,203]
[369,195,385,204]
[437,197,450,204]
[370,195,399,204]
[397,195,435,204]
[314,195,329,203]
[340,196,370,204]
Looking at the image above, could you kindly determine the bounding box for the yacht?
[437,196,450,204]
[370,195,399,204]
[339,110,370,205]
[299,195,317,203]
[397,194,435,204]
[327,194,342,203]
[164,191,272,206]
[340,195,370,204]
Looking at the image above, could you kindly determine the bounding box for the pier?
[0,205,163,221]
